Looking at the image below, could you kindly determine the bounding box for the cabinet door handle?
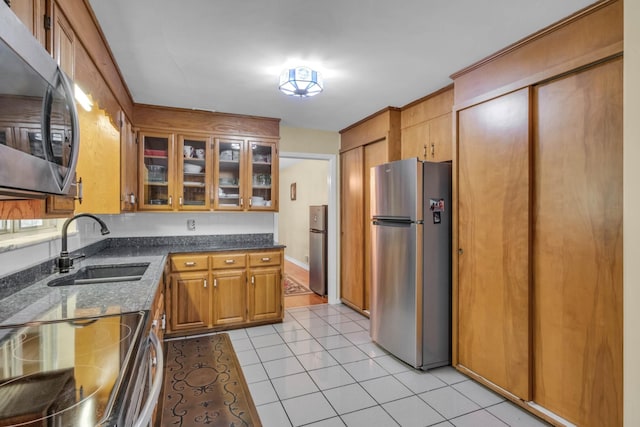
[423,144,427,159]
[240,198,244,207]
[249,198,253,207]
[430,143,435,157]
[251,276,255,285]
[161,313,166,330]
[179,196,183,206]
[214,279,217,288]
[204,279,207,288]
[169,195,173,206]
[261,257,271,262]
[225,259,235,264]
[184,261,196,267]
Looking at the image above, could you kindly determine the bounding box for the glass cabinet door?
[214,138,244,210]
[248,139,277,210]
[179,135,211,210]
[140,131,174,210]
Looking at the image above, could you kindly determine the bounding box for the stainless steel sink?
[48,263,150,287]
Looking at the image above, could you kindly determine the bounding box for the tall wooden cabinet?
[452,1,622,425]
[457,88,531,400]
[339,108,400,313]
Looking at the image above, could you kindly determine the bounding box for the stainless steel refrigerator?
[370,158,451,369]
[309,205,328,296]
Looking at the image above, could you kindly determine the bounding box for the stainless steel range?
[0,311,157,426]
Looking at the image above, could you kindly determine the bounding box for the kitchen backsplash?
[0,212,276,277]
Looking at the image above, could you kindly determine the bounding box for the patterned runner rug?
[160,333,261,426]
[283,274,314,296]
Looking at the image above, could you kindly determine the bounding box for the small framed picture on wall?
[290,183,297,200]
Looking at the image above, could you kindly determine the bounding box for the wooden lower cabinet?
[166,249,283,336]
[212,269,247,326]
[169,271,210,332]
[249,266,282,322]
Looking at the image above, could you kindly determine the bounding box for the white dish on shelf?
[184,163,203,173]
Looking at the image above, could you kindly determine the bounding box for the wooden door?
[363,140,388,311]
[249,267,281,321]
[169,272,210,332]
[533,58,623,426]
[212,269,247,326]
[457,88,531,400]
[340,147,364,308]
[430,113,452,162]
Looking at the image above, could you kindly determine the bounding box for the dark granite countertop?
[0,234,283,326]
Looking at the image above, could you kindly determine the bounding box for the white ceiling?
[88,0,595,132]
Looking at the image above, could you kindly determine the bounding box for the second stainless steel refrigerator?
[309,205,328,296]
[370,158,451,369]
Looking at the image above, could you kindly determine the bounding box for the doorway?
[275,151,338,306]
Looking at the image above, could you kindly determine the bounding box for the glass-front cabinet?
[140,131,175,210]
[247,139,278,210]
[137,131,278,212]
[214,138,244,210]
[214,138,278,211]
[178,135,212,210]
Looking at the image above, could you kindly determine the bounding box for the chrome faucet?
[57,213,110,273]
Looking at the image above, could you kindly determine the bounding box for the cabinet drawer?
[170,254,209,272]
[249,251,281,267]
[211,253,246,270]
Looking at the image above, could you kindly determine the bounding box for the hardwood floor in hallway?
[284,259,327,309]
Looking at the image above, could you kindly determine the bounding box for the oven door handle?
[133,331,163,427]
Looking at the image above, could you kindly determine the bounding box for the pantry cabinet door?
[457,88,531,400]
[533,57,622,426]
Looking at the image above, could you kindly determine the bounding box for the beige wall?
[278,160,329,265]
[624,1,640,425]
[280,126,340,154]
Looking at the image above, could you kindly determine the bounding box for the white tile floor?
[225,304,551,427]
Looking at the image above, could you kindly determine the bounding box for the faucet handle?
[71,253,86,262]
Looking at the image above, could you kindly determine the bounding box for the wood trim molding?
[450,0,622,105]
[400,84,454,111]
[453,46,623,112]
[450,0,616,80]
[133,104,280,138]
[339,106,401,134]
[455,365,567,427]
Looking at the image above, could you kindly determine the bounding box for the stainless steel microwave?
[0,2,79,199]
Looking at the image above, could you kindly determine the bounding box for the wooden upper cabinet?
[178,134,212,210]
[139,131,176,210]
[52,4,74,78]
[457,88,531,400]
[120,113,137,212]
[400,87,453,162]
[213,137,279,212]
[8,0,47,48]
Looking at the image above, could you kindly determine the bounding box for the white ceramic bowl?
[251,196,264,206]
[184,163,203,173]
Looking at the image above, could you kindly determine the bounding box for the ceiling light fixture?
[278,66,323,97]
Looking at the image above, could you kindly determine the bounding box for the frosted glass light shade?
[279,66,323,97]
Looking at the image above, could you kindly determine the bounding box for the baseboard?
[285,255,309,271]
